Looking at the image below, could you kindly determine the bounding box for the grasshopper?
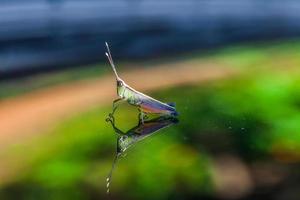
[105,42,178,123]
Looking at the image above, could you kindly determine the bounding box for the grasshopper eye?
[117,81,123,87]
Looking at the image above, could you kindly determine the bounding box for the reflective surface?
[1,42,300,200]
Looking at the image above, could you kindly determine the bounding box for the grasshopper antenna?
[106,152,121,194]
[105,42,120,80]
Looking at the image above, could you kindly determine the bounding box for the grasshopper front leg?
[109,98,123,117]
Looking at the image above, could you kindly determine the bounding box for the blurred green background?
[1,40,300,200]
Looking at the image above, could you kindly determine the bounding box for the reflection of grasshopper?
[105,42,178,123]
[105,114,178,193]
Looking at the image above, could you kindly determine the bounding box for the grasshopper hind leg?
[138,108,149,124]
[138,111,144,124]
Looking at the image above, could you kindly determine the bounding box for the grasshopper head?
[116,79,126,97]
